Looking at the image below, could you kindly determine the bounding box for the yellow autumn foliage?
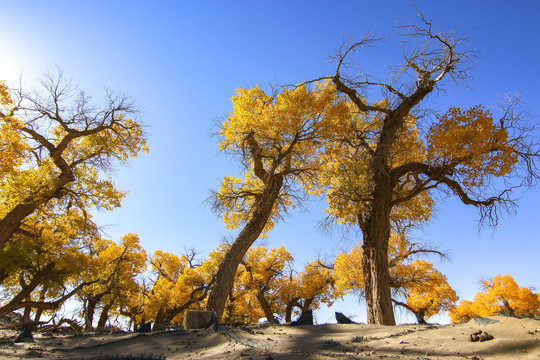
[321,107,433,227]
[449,274,540,323]
[278,259,335,321]
[0,81,29,178]
[427,106,518,188]
[395,260,458,320]
[0,74,148,253]
[334,234,457,321]
[215,81,351,236]
[140,245,224,328]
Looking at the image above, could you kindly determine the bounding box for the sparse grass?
[321,339,342,350]
[351,335,366,343]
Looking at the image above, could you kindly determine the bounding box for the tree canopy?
[309,13,539,325]
[206,81,351,320]
[1,11,539,329]
[450,274,540,323]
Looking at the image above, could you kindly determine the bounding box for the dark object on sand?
[470,329,494,342]
[136,322,152,333]
[415,313,427,325]
[207,311,219,332]
[14,326,33,343]
[335,312,355,324]
[291,309,313,326]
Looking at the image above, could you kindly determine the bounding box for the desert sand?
[0,316,539,359]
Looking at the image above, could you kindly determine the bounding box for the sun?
[0,57,25,84]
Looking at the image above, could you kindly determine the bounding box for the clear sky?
[1,0,539,324]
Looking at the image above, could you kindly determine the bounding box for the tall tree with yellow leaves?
[78,233,147,330]
[278,260,335,323]
[207,82,351,320]
[237,246,293,323]
[0,209,96,319]
[0,72,148,250]
[142,245,223,330]
[333,233,456,324]
[391,260,458,324]
[317,13,539,325]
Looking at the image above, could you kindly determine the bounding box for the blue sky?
[1,0,539,324]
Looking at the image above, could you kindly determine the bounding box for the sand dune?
[0,316,538,359]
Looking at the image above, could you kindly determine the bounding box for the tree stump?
[291,309,313,326]
[183,310,215,330]
[15,326,33,343]
[136,321,152,333]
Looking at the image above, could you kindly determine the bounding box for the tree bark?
[96,303,112,330]
[256,293,274,323]
[85,298,98,330]
[359,112,398,325]
[0,281,87,318]
[183,310,214,329]
[285,305,293,323]
[0,203,40,250]
[334,67,435,325]
[301,298,313,312]
[0,172,74,250]
[23,301,32,320]
[153,308,168,331]
[206,175,283,321]
[362,240,395,325]
[33,288,48,323]
[284,298,300,323]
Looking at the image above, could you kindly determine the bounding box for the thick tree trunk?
[284,299,299,323]
[0,171,74,250]
[361,114,398,326]
[362,164,396,325]
[96,303,112,330]
[415,312,427,325]
[33,288,47,323]
[85,298,98,330]
[334,61,436,327]
[205,215,272,320]
[183,310,214,329]
[301,299,313,312]
[206,176,283,321]
[23,302,32,320]
[256,293,274,323]
[0,203,37,250]
[153,308,168,331]
[362,240,395,325]
[359,91,432,325]
[34,309,42,323]
[223,289,236,322]
[285,305,293,323]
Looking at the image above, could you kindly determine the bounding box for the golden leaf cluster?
[449,274,540,323]
[334,234,457,321]
[427,106,518,187]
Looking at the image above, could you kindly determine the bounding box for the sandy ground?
[0,316,539,359]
